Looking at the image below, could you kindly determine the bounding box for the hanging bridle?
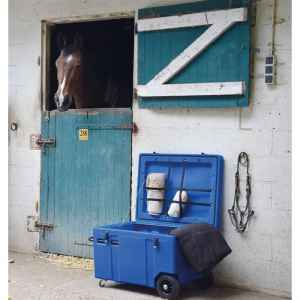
[228,152,254,233]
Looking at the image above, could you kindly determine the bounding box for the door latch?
[30,134,56,151]
[27,216,54,239]
[153,238,160,249]
[27,216,54,232]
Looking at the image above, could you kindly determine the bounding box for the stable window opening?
[44,18,134,111]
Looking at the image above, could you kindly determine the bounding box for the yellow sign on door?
[79,128,88,141]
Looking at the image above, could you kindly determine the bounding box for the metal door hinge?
[74,241,93,247]
[77,123,138,133]
[120,122,138,134]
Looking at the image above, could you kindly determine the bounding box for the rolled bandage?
[168,190,188,218]
[146,173,166,215]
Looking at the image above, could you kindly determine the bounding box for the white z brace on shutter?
[137,7,248,98]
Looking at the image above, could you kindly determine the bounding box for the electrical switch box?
[265,55,276,85]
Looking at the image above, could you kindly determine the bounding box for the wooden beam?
[147,20,237,86]
[137,82,245,97]
[137,7,247,32]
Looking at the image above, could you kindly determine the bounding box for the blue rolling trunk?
[92,153,224,297]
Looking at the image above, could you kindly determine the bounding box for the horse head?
[54,33,84,112]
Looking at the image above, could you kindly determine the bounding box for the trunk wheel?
[156,274,181,299]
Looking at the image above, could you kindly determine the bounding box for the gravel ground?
[8,251,289,300]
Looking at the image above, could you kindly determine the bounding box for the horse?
[54,33,120,111]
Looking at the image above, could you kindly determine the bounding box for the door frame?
[40,11,137,251]
[40,10,136,112]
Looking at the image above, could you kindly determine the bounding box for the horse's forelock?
[62,46,75,57]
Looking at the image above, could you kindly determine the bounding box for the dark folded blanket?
[170,223,232,273]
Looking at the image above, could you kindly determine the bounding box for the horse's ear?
[73,33,84,50]
[57,32,67,50]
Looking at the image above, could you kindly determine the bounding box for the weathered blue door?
[39,109,132,258]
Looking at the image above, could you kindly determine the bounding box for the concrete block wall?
[9,0,291,297]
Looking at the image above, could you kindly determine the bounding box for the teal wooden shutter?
[137,0,251,109]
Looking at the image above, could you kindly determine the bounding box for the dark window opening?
[47,18,134,111]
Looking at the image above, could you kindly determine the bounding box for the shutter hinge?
[132,122,138,134]
[133,87,138,99]
[118,122,138,134]
[134,22,138,34]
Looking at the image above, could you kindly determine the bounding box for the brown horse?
[54,33,119,111]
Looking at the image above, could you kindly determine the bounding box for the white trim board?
[146,20,238,86]
[137,7,248,99]
[137,7,247,32]
[137,82,245,97]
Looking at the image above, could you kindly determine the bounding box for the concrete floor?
[9,252,288,300]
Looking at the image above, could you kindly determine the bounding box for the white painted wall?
[8,0,291,297]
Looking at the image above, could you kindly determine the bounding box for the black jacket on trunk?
[170,223,232,273]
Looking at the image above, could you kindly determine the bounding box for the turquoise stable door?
[39,109,132,258]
